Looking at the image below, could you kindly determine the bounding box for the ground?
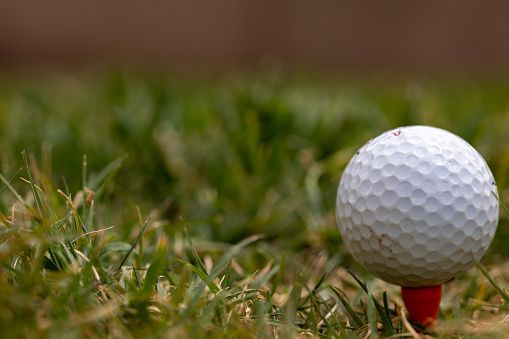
[0,71,508,338]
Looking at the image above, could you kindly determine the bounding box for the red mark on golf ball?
[392,130,401,136]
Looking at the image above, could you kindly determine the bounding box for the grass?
[0,71,509,337]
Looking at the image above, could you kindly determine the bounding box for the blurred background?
[1,1,509,255]
[3,1,509,75]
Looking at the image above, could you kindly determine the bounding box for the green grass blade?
[252,264,280,290]
[313,272,327,292]
[476,260,509,304]
[132,263,143,290]
[46,246,66,271]
[298,271,328,310]
[63,239,78,261]
[82,154,87,197]
[271,253,285,295]
[20,177,58,223]
[0,167,22,197]
[41,253,59,271]
[0,172,31,212]
[349,271,394,335]
[160,269,177,290]
[2,263,23,278]
[142,237,167,297]
[22,150,47,224]
[181,219,208,274]
[312,289,344,337]
[302,290,317,330]
[51,210,75,234]
[83,199,94,234]
[223,260,231,289]
[372,293,394,335]
[367,292,379,339]
[135,206,144,270]
[115,217,150,275]
[329,285,364,329]
[178,259,220,294]
[308,290,340,338]
[383,292,391,325]
[283,271,303,327]
[209,234,264,280]
[493,191,509,218]
[89,154,127,201]
[99,242,134,259]
[348,270,368,293]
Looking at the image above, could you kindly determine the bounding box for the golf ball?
[336,126,499,287]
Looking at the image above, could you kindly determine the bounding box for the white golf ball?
[336,126,499,287]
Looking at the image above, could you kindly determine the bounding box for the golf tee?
[401,285,442,327]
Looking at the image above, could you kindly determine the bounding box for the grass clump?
[0,152,508,338]
[0,156,346,338]
[0,73,509,337]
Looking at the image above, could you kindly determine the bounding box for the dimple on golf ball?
[336,126,499,287]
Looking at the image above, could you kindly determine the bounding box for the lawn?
[0,71,508,338]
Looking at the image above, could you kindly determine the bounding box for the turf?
[0,72,509,338]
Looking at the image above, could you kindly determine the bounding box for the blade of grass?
[169,269,190,309]
[0,167,22,196]
[89,154,127,201]
[476,260,509,304]
[383,292,391,324]
[142,236,168,297]
[160,268,177,289]
[71,226,115,244]
[311,288,343,337]
[135,205,144,269]
[349,271,395,336]
[313,271,327,292]
[283,271,303,327]
[209,233,264,280]
[266,289,274,317]
[52,210,74,233]
[62,240,78,264]
[131,262,143,290]
[82,154,87,200]
[181,217,208,275]
[367,292,379,339]
[302,286,318,330]
[115,217,151,275]
[84,200,94,233]
[46,246,66,271]
[22,150,47,224]
[61,175,70,197]
[251,262,279,290]
[298,271,328,310]
[2,262,23,278]
[271,253,285,296]
[0,171,33,214]
[253,294,273,339]
[222,260,232,289]
[329,285,364,329]
[20,177,58,222]
[57,189,90,243]
[493,191,509,218]
[305,289,321,335]
[178,259,220,294]
[348,270,368,293]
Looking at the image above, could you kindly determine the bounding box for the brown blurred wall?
[1,1,509,74]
